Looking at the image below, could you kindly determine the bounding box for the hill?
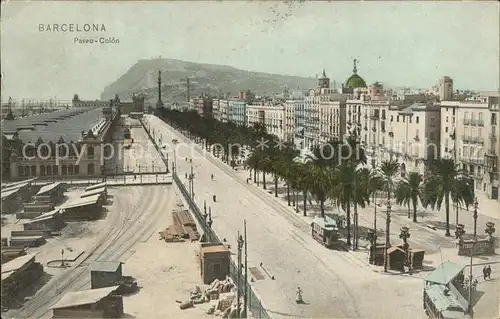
[100,58,318,103]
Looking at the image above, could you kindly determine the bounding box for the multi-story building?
[2,104,120,181]
[439,76,454,101]
[72,94,109,108]
[246,101,285,140]
[440,93,500,200]
[319,95,346,144]
[190,94,213,118]
[228,100,247,126]
[386,103,441,176]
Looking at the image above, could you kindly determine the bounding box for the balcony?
[463,118,471,125]
[414,136,420,142]
[370,114,379,120]
[489,133,497,140]
[471,119,484,126]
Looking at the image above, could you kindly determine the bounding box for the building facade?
[228,100,247,126]
[4,104,120,181]
[440,95,500,200]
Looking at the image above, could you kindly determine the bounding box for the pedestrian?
[211,174,214,181]
[486,265,492,280]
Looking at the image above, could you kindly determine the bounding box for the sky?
[1,1,499,102]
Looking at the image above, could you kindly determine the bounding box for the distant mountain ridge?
[100,58,318,103]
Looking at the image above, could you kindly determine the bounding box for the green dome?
[345,74,367,88]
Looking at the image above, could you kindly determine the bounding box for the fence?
[140,117,270,319]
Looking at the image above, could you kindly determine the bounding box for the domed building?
[342,58,367,93]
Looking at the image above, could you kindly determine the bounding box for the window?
[452,108,456,116]
[445,127,448,133]
[74,165,80,175]
[403,116,406,123]
[87,146,94,159]
[446,116,449,123]
[53,165,58,175]
[47,165,52,175]
[397,116,400,122]
[416,116,419,124]
[391,115,394,122]
[40,165,46,176]
[62,165,67,175]
[464,111,469,120]
[31,166,36,176]
[18,166,24,177]
[88,163,95,175]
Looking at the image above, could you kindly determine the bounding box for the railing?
[463,119,471,125]
[142,117,270,319]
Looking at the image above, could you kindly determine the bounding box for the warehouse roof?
[50,285,120,309]
[1,178,37,189]
[1,253,37,276]
[85,182,107,192]
[36,182,63,196]
[61,194,101,209]
[90,261,123,273]
[81,187,106,198]
[1,107,104,143]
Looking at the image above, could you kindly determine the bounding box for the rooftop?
[90,261,123,273]
[2,254,36,274]
[424,284,468,315]
[201,244,230,255]
[50,285,120,309]
[312,216,338,231]
[36,182,63,196]
[424,261,465,285]
[1,107,104,143]
[61,194,101,209]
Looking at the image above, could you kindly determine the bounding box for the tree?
[378,159,400,272]
[395,172,425,222]
[331,163,369,247]
[423,158,475,236]
[307,164,333,217]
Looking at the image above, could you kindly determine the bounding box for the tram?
[423,285,471,319]
[311,216,339,248]
[423,261,471,319]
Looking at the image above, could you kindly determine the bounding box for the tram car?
[311,216,339,248]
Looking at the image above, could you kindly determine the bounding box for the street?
[145,115,425,319]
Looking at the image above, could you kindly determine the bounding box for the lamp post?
[237,232,244,318]
[467,197,479,315]
[455,223,466,240]
[399,226,410,269]
[384,200,392,272]
[485,222,496,254]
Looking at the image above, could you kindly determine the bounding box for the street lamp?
[384,200,392,272]
[467,197,479,314]
[399,226,410,269]
[237,233,244,318]
[455,223,466,240]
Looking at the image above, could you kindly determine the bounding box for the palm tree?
[395,172,425,223]
[308,164,333,217]
[378,159,400,272]
[423,158,475,236]
[331,163,369,247]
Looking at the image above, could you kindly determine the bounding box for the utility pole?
[467,198,479,315]
[244,220,248,318]
[237,231,243,318]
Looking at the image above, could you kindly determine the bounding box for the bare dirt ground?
[124,239,212,318]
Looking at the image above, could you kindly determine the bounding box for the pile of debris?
[179,277,245,318]
[159,205,200,243]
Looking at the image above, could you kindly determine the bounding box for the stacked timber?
[159,209,200,243]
